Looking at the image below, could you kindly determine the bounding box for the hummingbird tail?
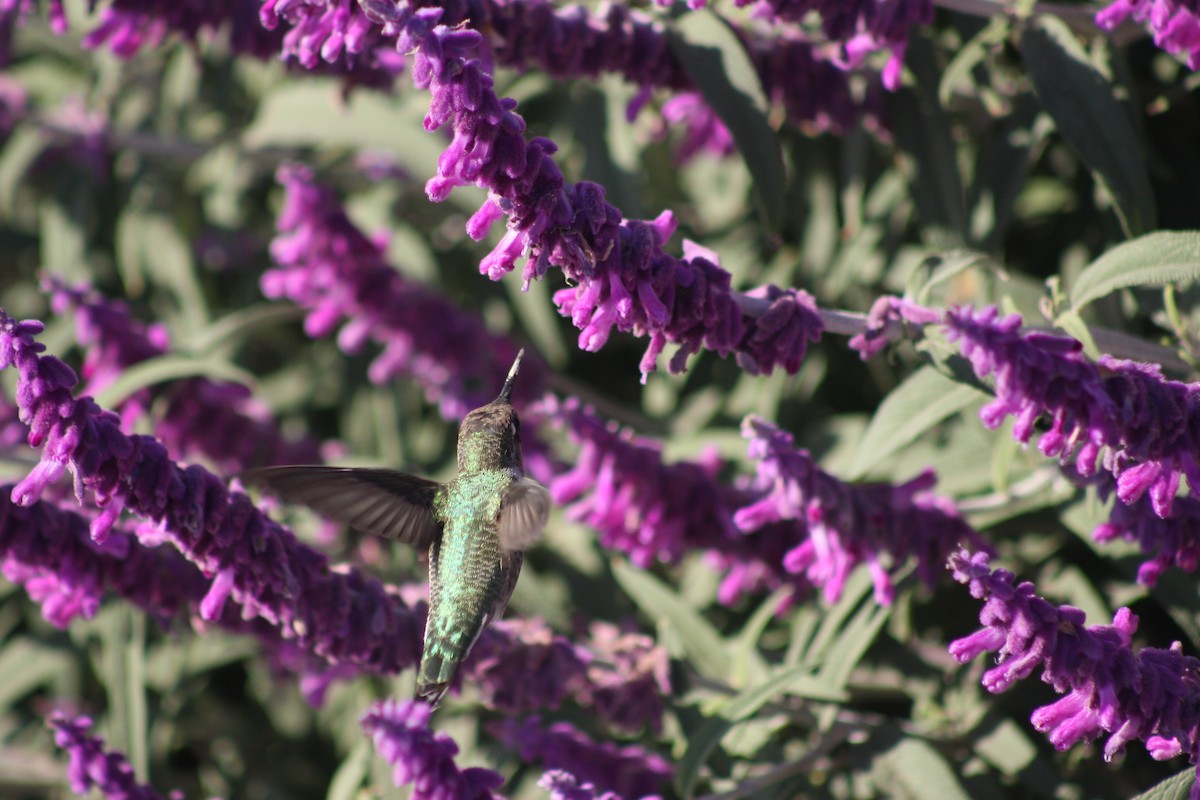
[415,651,461,709]
[415,679,451,708]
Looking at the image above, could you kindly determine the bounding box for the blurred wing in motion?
[244,466,441,548]
[497,477,551,552]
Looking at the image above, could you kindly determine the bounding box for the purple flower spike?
[46,278,325,471]
[48,713,173,800]
[0,489,208,628]
[950,549,1200,790]
[734,284,824,375]
[267,164,540,419]
[848,296,942,360]
[360,698,505,799]
[1097,1,1200,70]
[1094,493,1200,586]
[736,416,985,605]
[539,769,627,800]
[945,306,1200,518]
[1,307,426,674]
[467,617,590,714]
[494,715,671,798]
[540,394,739,568]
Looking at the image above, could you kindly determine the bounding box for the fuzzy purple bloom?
[734,284,824,375]
[575,622,672,735]
[1,308,426,673]
[1097,0,1200,70]
[0,489,207,628]
[1094,493,1200,586]
[46,277,326,470]
[735,415,985,605]
[49,713,174,800]
[945,306,1200,518]
[494,715,670,798]
[267,164,539,419]
[466,616,590,714]
[541,394,739,568]
[950,549,1200,795]
[848,295,943,360]
[360,698,505,799]
[686,0,933,90]
[539,769,626,800]
[342,2,825,382]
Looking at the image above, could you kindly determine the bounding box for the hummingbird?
[244,349,549,706]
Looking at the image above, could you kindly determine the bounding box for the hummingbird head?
[457,349,526,473]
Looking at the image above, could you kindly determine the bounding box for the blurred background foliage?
[1,0,1200,798]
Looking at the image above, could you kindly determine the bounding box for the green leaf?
[1069,231,1200,311]
[326,740,372,800]
[186,303,304,356]
[1020,15,1156,236]
[872,738,972,800]
[1130,768,1196,800]
[847,366,986,479]
[675,663,847,798]
[670,11,785,231]
[729,588,788,686]
[95,354,258,409]
[611,561,730,681]
[0,638,76,711]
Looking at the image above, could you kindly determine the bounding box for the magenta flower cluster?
[950,549,1200,795]
[360,699,505,800]
[49,713,173,800]
[946,306,1200,519]
[735,415,986,605]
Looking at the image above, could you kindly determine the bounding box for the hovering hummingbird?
[244,349,550,706]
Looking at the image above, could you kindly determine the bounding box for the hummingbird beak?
[497,348,524,403]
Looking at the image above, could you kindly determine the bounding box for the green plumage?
[420,466,518,698]
[243,350,549,709]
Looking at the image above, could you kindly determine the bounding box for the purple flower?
[658,92,736,162]
[734,284,824,375]
[360,698,505,799]
[1097,0,1200,70]
[48,713,174,800]
[48,278,326,472]
[735,416,986,605]
[575,622,672,734]
[339,4,826,381]
[848,295,942,360]
[539,769,626,800]
[493,715,670,798]
[540,394,739,568]
[949,549,1200,791]
[1,308,426,674]
[267,164,538,419]
[945,306,1200,518]
[706,0,934,90]
[0,489,208,628]
[466,617,590,714]
[1094,493,1200,586]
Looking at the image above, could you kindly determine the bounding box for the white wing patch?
[497,478,551,553]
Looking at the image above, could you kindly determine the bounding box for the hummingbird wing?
[243,466,441,548]
[496,477,551,552]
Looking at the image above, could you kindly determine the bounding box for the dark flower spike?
[736,415,987,605]
[49,713,174,800]
[945,306,1200,518]
[45,277,325,471]
[950,549,1200,795]
[1,309,669,725]
[265,5,828,382]
[492,714,671,798]
[1097,1,1200,70]
[360,699,505,799]
[539,769,627,800]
